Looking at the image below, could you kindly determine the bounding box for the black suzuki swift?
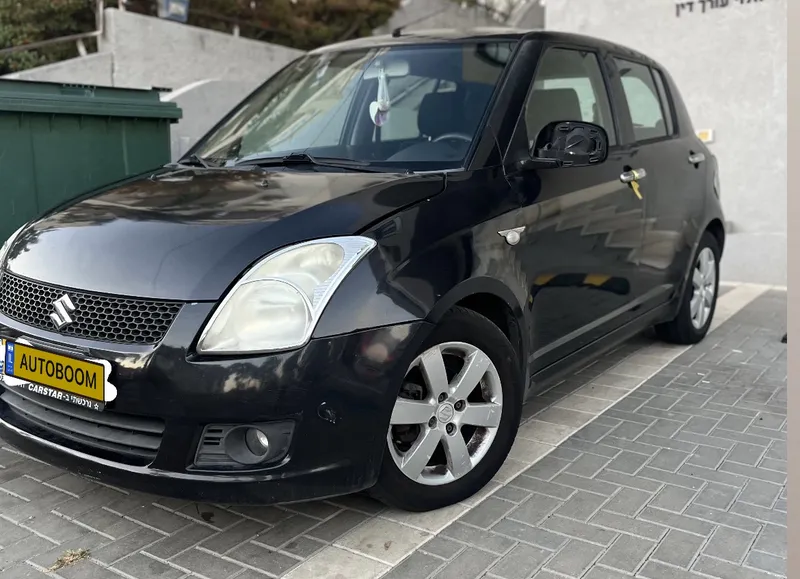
[0,29,724,512]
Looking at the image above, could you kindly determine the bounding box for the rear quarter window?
[651,69,675,135]
[614,58,669,142]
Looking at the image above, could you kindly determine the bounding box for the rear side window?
[614,58,668,142]
[526,47,617,146]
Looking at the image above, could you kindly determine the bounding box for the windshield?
[191,41,517,171]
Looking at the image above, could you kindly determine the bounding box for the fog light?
[193,421,295,470]
[245,428,270,456]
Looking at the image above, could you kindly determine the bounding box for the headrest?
[525,87,583,142]
[417,91,465,139]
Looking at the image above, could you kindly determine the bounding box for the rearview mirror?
[363,59,410,80]
[526,121,609,169]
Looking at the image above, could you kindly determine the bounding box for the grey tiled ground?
[0,285,785,579]
[408,289,786,579]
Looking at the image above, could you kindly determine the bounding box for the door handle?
[620,168,647,183]
[688,152,705,164]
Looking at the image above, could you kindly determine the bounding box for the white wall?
[3,53,113,86]
[546,0,787,286]
[101,9,303,90]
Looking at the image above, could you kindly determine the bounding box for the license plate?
[1,338,116,412]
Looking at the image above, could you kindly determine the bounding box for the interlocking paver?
[507,493,562,526]
[602,487,651,517]
[421,536,463,559]
[228,541,300,575]
[1,564,51,579]
[738,479,782,508]
[489,543,550,579]
[598,533,655,573]
[92,527,165,565]
[383,551,445,579]
[305,509,369,542]
[648,485,696,513]
[199,519,268,554]
[282,535,326,558]
[113,552,186,579]
[440,522,516,555]
[0,287,786,578]
[491,518,567,551]
[703,526,756,563]
[555,491,607,522]
[460,497,515,529]
[543,539,604,576]
[650,528,705,568]
[746,550,787,576]
[431,547,498,579]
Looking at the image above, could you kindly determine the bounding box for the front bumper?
[0,303,430,505]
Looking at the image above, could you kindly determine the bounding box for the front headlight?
[197,236,376,354]
[0,225,26,268]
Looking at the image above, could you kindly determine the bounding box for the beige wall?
[546,0,788,285]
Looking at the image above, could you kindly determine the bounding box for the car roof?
[310,28,657,67]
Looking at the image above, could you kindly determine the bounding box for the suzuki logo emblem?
[50,294,76,330]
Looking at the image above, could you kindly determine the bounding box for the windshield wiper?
[175,153,219,169]
[237,152,404,174]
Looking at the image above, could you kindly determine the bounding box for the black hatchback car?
[0,29,724,512]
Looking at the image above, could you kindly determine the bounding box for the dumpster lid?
[0,79,182,121]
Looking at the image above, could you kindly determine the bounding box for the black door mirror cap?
[522,120,610,171]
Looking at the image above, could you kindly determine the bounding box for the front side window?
[525,47,617,146]
[614,58,668,142]
[192,42,516,171]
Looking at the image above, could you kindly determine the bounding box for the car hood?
[6,167,444,301]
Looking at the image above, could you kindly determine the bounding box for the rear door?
[606,56,704,300]
[509,44,649,372]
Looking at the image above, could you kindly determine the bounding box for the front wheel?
[371,307,523,512]
[655,231,720,344]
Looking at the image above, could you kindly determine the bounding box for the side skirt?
[523,301,674,402]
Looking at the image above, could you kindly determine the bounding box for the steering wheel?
[432,132,472,144]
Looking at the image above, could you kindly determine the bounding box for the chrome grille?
[0,271,182,345]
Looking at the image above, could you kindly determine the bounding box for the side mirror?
[522,121,609,170]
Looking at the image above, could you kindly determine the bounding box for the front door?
[508,45,649,374]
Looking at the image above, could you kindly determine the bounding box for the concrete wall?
[546,0,787,286]
[374,0,544,33]
[101,9,303,90]
[375,0,502,34]
[3,53,113,86]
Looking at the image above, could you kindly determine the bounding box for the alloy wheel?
[690,246,717,330]
[387,341,503,486]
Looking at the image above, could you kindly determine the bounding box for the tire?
[370,307,523,512]
[655,231,720,345]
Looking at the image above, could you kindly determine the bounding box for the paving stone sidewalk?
[393,288,786,579]
[0,286,786,579]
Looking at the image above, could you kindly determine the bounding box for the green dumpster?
[0,79,182,241]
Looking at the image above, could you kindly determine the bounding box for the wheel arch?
[673,218,726,315]
[427,277,530,390]
[705,218,726,258]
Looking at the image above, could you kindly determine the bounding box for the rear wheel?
[371,307,522,512]
[655,231,720,344]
